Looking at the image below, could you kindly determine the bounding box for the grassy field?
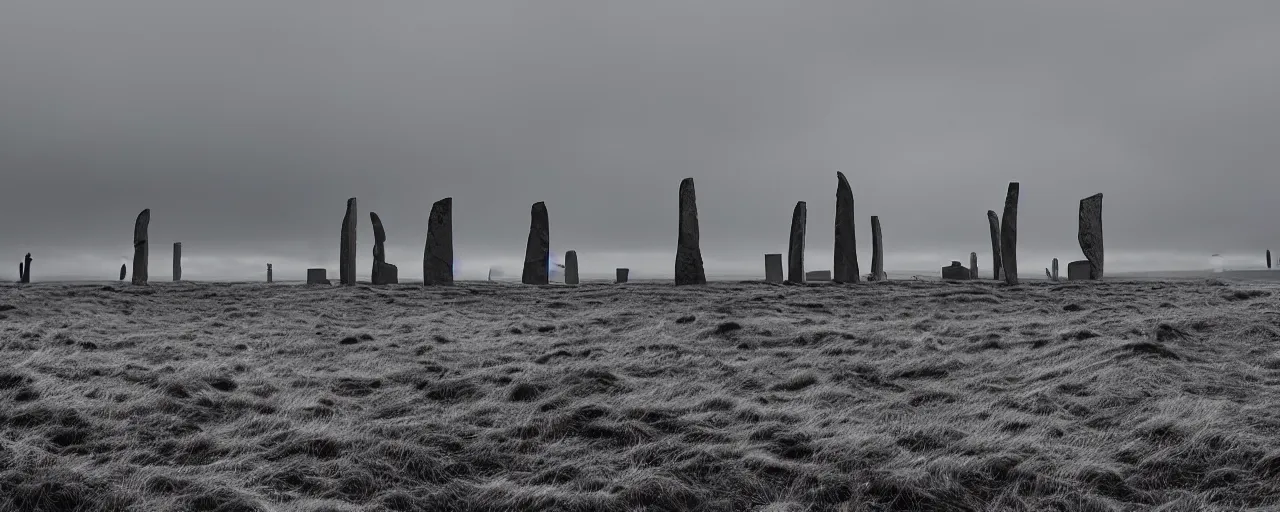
[2,278,1280,511]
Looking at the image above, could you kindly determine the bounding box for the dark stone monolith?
[267,264,273,283]
[522,202,550,285]
[869,216,885,281]
[616,268,629,283]
[833,172,859,283]
[564,250,579,285]
[942,261,970,280]
[788,201,807,283]
[119,264,126,281]
[1000,183,1019,285]
[172,242,182,282]
[339,198,357,285]
[675,178,706,285]
[764,254,783,284]
[1052,258,1059,281]
[18,262,23,282]
[368,212,399,285]
[307,268,331,285]
[1268,250,1273,269]
[423,197,454,286]
[987,210,1002,281]
[970,252,978,279]
[1067,260,1090,281]
[132,209,150,285]
[19,254,30,283]
[1078,193,1103,280]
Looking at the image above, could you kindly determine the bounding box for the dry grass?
[2,278,1280,511]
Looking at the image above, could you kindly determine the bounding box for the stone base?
[764,254,783,284]
[616,268,629,283]
[805,270,831,282]
[942,262,971,280]
[307,268,331,285]
[373,263,399,285]
[1067,260,1092,280]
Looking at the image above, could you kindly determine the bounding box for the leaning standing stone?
[522,202,550,285]
[423,197,454,286]
[1077,193,1103,280]
[833,172,859,283]
[132,209,150,285]
[675,178,706,285]
[987,210,1002,281]
[564,250,579,285]
[340,198,357,286]
[119,264,127,281]
[764,254,783,284]
[788,201,807,283]
[1000,183,1019,285]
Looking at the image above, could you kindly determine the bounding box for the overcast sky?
[3,1,1279,280]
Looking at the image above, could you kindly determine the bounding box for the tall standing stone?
[1077,193,1104,280]
[119,264,127,281]
[1052,258,1059,281]
[870,216,885,281]
[1000,183,1019,285]
[172,242,182,282]
[564,250,579,285]
[522,202,550,285]
[340,198,357,286]
[987,210,1002,281]
[132,209,150,285]
[788,201,807,283]
[675,178,706,285]
[833,172,860,283]
[424,197,454,286]
[764,254,783,284]
[267,264,273,283]
[20,253,30,283]
[1268,250,1273,269]
[970,252,978,279]
[18,263,23,282]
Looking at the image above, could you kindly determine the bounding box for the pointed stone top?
[836,171,849,185]
[370,211,386,243]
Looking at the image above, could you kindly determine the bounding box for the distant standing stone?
[675,178,706,285]
[1000,183,1019,285]
[764,254,783,284]
[132,209,150,285]
[267,264,273,283]
[869,216,886,281]
[423,197,454,286]
[119,264,127,281]
[369,212,399,285]
[1052,258,1059,281]
[1268,250,1273,269]
[970,252,978,279]
[340,198,357,286]
[616,268,629,283]
[1077,193,1104,280]
[522,202,550,285]
[833,172,859,283]
[987,210,1002,281]
[564,250,579,285]
[307,268,331,285]
[18,262,23,282]
[788,201,807,283]
[173,242,182,282]
[942,261,970,280]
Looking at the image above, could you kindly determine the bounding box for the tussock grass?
[2,279,1280,510]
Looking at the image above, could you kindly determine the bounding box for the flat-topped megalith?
[423,197,454,286]
[522,202,550,285]
[307,268,331,285]
[172,242,182,282]
[616,268,629,283]
[1077,193,1103,280]
[675,178,706,285]
[564,250,579,285]
[764,254,783,284]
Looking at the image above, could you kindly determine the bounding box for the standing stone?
[1000,183,1019,285]
[942,261,971,280]
[675,178,706,285]
[1268,250,1273,269]
[522,202,550,285]
[132,209,150,285]
[1052,258,1059,281]
[307,268,331,285]
[987,210,1002,281]
[172,242,182,282]
[970,252,978,279]
[19,254,30,283]
[369,212,399,285]
[616,268,629,283]
[1077,193,1104,280]
[119,264,127,281]
[564,250,579,285]
[764,254,783,284]
[833,172,860,283]
[267,264,273,283]
[788,201,807,283]
[18,262,23,282]
[869,216,886,281]
[423,197,454,286]
[1067,260,1091,280]
[340,198,357,286]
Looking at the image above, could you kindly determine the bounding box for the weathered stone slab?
[564,250,579,285]
[1077,193,1103,279]
[765,253,783,284]
[119,264,127,281]
[788,201,807,283]
[833,172,859,283]
[1000,183,1019,285]
[1067,260,1091,281]
[942,261,971,280]
[970,252,978,279]
[173,242,182,282]
[133,209,150,285]
[987,210,1002,281]
[869,216,886,281]
[424,197,454,286]
[805,270,831,281]
[522,202,550,285]
[307,268,331,285]
[616,268,629,283]
[340,198,357,286]
[675,178,706,285]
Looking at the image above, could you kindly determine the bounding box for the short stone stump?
[307,268,331,285]
[1067,260,1092,281]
